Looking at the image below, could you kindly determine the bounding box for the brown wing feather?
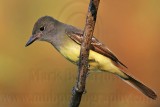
[65,26,127,69]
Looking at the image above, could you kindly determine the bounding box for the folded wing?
[65,26,127,69]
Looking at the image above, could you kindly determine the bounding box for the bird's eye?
[40,26,45,31]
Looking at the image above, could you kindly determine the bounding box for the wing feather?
[65,26,127,69]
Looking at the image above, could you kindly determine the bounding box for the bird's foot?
[83,89,87,94]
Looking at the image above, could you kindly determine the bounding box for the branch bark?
[69,0,100,107]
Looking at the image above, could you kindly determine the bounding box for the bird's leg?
[86,69,90,78]
[86,59,95,77]
[83,89,87,94]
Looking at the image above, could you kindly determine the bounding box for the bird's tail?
[118,70,157,100]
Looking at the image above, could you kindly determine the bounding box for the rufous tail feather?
[119,71,157,100]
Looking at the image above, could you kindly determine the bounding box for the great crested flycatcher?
[25,16,157,99]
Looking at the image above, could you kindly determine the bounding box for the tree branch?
[69,0,100,107]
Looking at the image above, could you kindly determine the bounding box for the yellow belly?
[59,41,120,74]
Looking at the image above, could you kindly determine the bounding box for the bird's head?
[25,16,57,47]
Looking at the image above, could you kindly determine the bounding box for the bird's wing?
[65,26,127,69]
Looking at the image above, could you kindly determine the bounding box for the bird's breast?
[59,40,80,63]
[57,37,119,73]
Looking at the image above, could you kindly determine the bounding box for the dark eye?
[40,26,45,31]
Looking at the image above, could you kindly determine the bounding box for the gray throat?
[49,22,68,49]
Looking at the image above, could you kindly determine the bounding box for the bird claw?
[83,89,87,94]
[86,72,90,77]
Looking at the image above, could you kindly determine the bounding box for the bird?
[25,16,157,100]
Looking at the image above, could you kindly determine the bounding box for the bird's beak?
[25,35,38,47]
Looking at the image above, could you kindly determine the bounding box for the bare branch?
[69,0,100,107]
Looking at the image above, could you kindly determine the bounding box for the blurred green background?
[0,0,160,107]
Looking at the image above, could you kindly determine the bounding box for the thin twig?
[69,0,100,107]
